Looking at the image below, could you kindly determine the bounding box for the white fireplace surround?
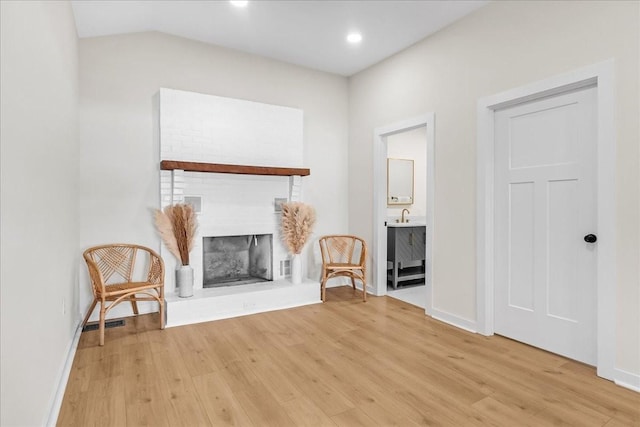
[158,88,320,326]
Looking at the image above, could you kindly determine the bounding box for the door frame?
[476,60,616,380]
[373,113,435,314]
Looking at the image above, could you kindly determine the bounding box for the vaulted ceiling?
[71,0,488,76]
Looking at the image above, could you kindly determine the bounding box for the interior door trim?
[476,60,616,381]
[372,113,434,314]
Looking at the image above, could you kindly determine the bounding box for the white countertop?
[387,221,426,227]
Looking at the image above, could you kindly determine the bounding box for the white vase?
[176,265,194,298]
[291,254,302,284]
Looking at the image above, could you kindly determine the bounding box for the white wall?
[78,32,349,319]
[387,126,428,219]
[348,0,639,375]
[0,2,79,425]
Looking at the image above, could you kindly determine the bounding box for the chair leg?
[362,278,367,302]
[130,296,139,315]
[350,277,356,290]
[82,299,98,327]
[320,269,327,302]
[99,302,106,346]
[159,288,165,330]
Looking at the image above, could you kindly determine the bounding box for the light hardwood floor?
[58,286,640,426]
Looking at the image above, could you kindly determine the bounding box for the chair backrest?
[83,244,164,295]
[319,235,367,266]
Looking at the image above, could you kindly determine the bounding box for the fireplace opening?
[203,234,273,287]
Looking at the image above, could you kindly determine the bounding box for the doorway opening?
[386,127,427,307]
[373,114,435,314]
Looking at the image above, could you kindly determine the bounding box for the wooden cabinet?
[387,226,426,289]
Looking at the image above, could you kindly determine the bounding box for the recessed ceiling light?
[347,32,362,44]
[230,1,248,7]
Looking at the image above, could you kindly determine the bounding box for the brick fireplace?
[157,88,320,327]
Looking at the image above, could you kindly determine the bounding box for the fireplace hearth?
[203,234,273,288]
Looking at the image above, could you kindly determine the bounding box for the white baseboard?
[430,307,477,333]
[45,321,83,426]
[614,368,640,392]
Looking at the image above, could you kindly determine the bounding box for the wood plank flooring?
[58,286,640,426]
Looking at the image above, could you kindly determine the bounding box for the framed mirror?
[387,158,414,205]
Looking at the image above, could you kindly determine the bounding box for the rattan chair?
[319,235,367,302]
[82,244,165,345]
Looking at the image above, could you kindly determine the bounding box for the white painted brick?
[158,88,306,294]
[181,129,202,137]
[159,88,303,166]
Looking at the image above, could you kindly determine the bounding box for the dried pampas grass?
[281,202,316,255]
[154,203,198,265]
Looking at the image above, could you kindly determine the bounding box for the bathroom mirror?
[387,158,414,205]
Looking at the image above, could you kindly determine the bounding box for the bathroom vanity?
[387,224,426,289]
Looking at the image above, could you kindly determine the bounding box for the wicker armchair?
[82,244,165,345]
[319,235,367,302]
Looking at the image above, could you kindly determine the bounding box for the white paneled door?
[494,86,597,365]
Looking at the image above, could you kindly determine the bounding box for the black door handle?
[584,234,597,243]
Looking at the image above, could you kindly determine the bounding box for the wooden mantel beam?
[160,160,310,177]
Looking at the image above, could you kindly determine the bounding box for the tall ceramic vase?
[176,265,194,298]
[291,254,302,285]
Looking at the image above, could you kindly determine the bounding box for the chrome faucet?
[401,208,410,223]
